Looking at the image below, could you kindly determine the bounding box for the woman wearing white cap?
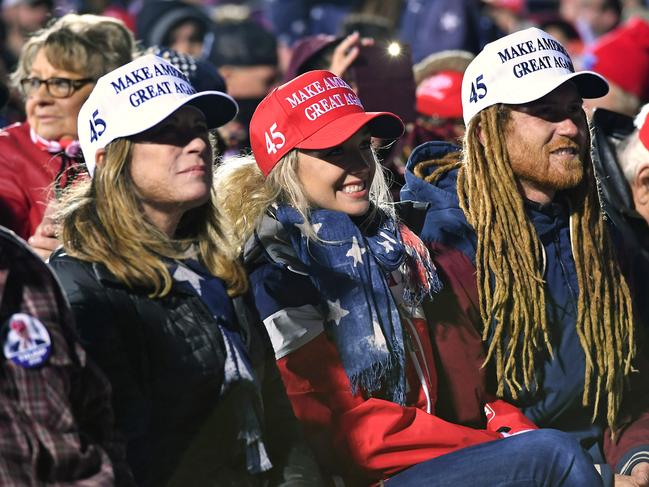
[213,69,602,485]
[48,55,323,487]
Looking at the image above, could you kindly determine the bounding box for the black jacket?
[591,108,649,337]
[49,249,323,487]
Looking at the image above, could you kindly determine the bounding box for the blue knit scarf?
[276,205,414,404]
[169,259,272,475]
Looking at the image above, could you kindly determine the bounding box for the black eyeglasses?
[19,77,94,99]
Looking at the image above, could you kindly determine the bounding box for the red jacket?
[248,222,537,484]
[0,122,62,239]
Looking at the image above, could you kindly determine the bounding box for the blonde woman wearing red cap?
[214,69,602,486]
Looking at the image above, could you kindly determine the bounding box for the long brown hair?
[58,138,247,298]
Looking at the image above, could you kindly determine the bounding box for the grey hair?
[618,129,649,183]
[11,13,136,92]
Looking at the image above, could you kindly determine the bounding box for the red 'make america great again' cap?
[250,70,405,176]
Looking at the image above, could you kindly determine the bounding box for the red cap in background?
[416,71,464,119]
[585,18,649,102]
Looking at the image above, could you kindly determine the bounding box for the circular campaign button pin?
[3,313,51,368]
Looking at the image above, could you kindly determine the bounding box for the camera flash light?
[387,42,401,57]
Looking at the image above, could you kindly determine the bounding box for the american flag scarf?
[276,205,414,404]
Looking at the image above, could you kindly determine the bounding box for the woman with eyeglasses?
[0,14,134,257]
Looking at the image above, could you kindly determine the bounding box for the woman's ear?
[95,148,106,168]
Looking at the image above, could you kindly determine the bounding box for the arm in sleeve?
[0,158,30,239]
[49,256,151,468]
[250,261,511,480]
[262,347,326,487]
[237,290,325,487]
[603,353,649,474]
[422,241,538,435]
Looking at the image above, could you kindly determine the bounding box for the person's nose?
[31,81,53,103]
[348,157,371,174]
[555,115,580,138]
[185,133,209,154]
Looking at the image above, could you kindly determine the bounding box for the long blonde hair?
[214,148,394,255]
[456,104,635,432]
[58,138,247,298]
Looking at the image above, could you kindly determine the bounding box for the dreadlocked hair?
[459,104,635,433]
[412,150,463,184]
[58,138,247,299]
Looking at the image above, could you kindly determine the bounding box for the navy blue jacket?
[401,141,649,479]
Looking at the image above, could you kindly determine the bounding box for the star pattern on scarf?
[346,236,366,266]
[327,299,350,325]
[378,239,395,253]
[372,319,388,350]
[379,231,397,243]
[173,265,203,295]
[378,231,398,253]
[295,221,323,236]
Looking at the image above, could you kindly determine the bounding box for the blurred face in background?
[166,20,205,58]
[15,1,51,32]
[24,48,94,141]
[577,0,620,37]
[217,64,278,150]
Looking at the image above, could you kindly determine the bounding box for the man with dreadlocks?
[401,27,649,487]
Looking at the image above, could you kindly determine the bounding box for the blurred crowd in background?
[0,0,648,152]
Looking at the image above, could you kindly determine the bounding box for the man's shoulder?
[403,200,477,262]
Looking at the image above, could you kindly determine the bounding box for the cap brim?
[115,90,238,142]
[295,111,405,150]
[501,71,609,106]
[570,71,609,99]
[185,90,239,129]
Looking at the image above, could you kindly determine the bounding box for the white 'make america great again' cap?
[461,27,609,125]
[78,54,238,176]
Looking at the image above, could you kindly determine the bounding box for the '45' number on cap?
[265,123,286,155]
[89,109,107,143]
[468,75,487,104]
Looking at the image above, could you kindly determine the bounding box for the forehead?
[133,105,207,138]
[29,48,80,77]
[168,105,206,120]
[517,81,582,107]
[578,0,605,8]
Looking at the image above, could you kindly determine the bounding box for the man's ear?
[476,121,485,146]
[632,165,649,225]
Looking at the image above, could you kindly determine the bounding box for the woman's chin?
[340,200,371,217]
